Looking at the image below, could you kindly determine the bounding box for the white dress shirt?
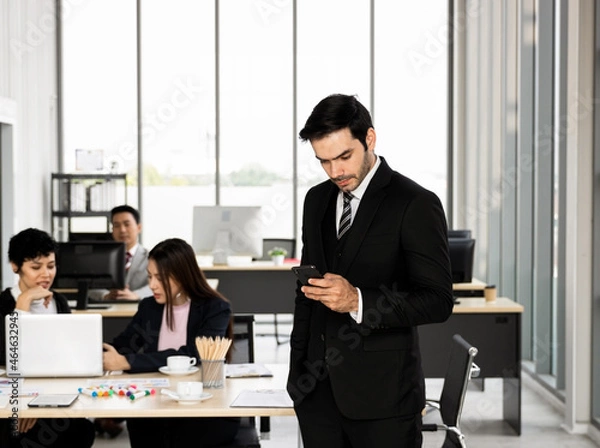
[11,284,58,314]
[336,155,381,324]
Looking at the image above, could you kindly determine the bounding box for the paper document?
[0,378,40,396]
[0,387,40,396]
[86,378,170,388]
[225,363,273,378]
[230,389,293,408]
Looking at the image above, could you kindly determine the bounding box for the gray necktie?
[338,192,354,239]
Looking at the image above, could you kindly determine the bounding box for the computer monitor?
[192,206,264,264]
[448,229,472,239]
[448,238,476,283]
[68,232,113,242]
[53,241,126,310]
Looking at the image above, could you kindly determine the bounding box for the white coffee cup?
[177,381,203,398]
[167,355,197,372]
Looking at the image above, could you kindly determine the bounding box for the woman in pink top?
[103,238,239,447]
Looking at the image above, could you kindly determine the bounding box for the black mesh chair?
[222,314,268,448]
[422,334,479,448]
[447,229,472,239]
[260,238,296,261]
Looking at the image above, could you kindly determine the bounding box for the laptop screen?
[5,313,103,377]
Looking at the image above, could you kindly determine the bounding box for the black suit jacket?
[287,157,454,420]
[111,295,231,372]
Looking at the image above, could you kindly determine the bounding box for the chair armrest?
[470,362,481,378]
[424,399,441,411]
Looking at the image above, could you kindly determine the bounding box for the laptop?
[5,313,104,377]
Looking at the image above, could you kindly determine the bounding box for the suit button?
[320,334,325,341]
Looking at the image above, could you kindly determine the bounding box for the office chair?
[260,238,296,261]
[422,334,480,448]
[447,229,472,239]
[222,314,268,448]
[261,238,296,345]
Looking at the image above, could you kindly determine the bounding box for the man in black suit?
[287,94,454,447]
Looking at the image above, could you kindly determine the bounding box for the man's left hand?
[301,273,358,313]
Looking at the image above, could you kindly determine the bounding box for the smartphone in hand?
[291,265,324,286]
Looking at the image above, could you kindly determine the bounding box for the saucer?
[161,389,212,404]
[159,366,199,376]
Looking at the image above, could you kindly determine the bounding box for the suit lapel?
[309,185,337,271]
[126,246,146,283]
[335,158,393,275]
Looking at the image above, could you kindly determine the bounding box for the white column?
[563,0,594,435]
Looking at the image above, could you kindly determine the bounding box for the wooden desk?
[76,281,522,435]
[202,262,299,314]
[452,278,486,296]
[0,364,294,419]
[418,297,523,435]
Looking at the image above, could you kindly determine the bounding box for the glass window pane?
[140,0,216,248]
[296,0,371,246]
[61,0,137,179]
[374,2,448,210]
[219,0,294,240]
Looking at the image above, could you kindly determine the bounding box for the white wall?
[0,0,58,234]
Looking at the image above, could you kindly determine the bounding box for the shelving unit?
[51,173,127,241]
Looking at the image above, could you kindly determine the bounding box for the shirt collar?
[345,154,381,202]
[11,284,23,299]
[127,243,139,256]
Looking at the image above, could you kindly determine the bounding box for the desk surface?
[76,296,523,318]
[201,261,299,271]
[452,278,486,290]
[0,364,293,419]
[453,297,524,313]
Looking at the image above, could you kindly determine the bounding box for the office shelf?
[51,173,127,241]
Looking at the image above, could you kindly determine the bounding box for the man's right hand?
[104,287,139,301]
[103,289,119,300]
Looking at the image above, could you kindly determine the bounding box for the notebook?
[5,313,104,377]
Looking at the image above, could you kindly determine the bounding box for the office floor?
[94,315,599,448]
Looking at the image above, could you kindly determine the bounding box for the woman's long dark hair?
[148,238,233,342]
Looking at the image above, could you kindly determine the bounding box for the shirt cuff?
[349,287,363,324]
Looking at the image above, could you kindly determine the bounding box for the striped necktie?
[125,251,133,271]
[338,192,354,239]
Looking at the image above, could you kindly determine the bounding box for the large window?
[140,0,216,245]
[374,2,448,210]
[296,0,372,245]
[61,0,137,198]
[60,0,448,256]
[220,0,294,241]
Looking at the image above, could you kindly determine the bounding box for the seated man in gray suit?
[90,205,152,301]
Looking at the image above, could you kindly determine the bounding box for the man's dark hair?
[8,228,58,270]
[299,94,374,151]
[111,205,140,224]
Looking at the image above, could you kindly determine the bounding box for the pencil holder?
[201,359,225,388]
